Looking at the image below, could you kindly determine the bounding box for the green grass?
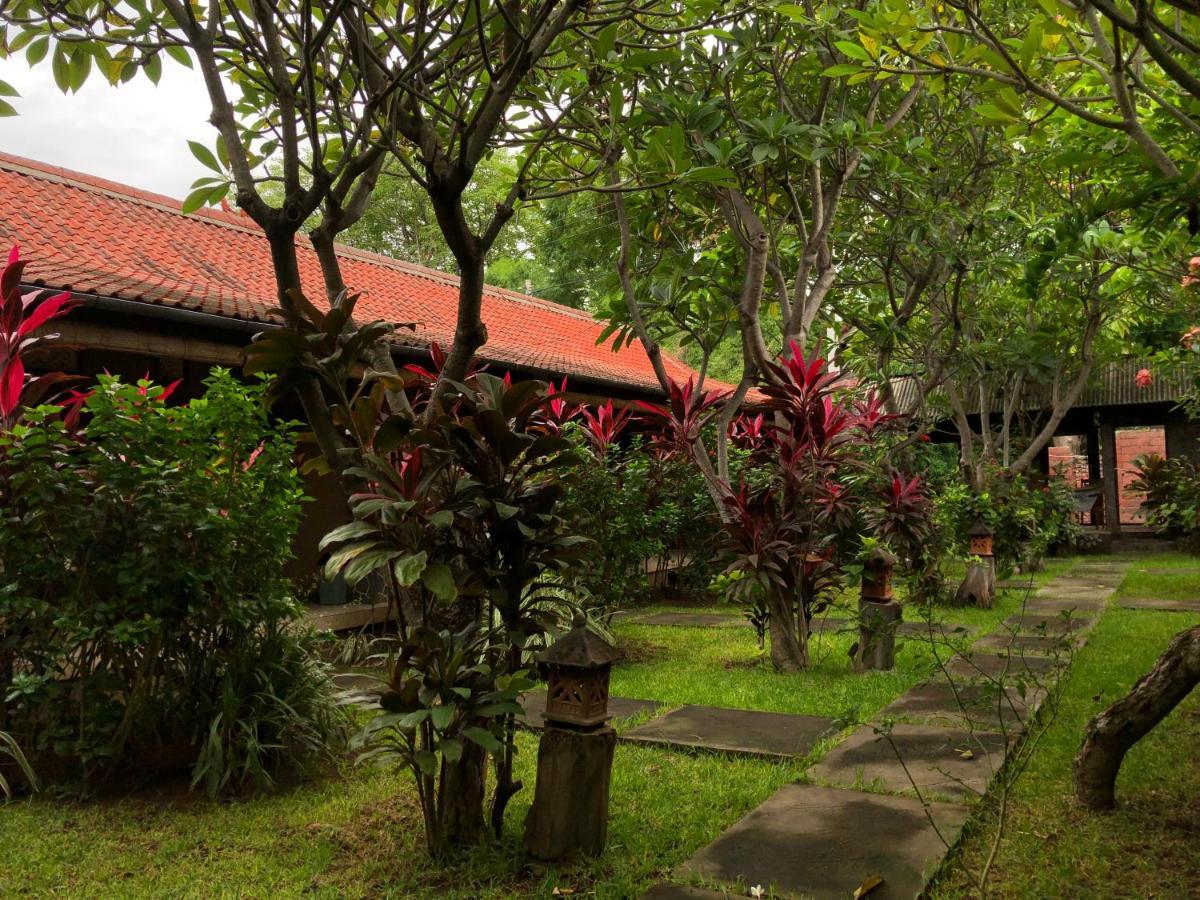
[2,552,1196,897]
[932,560,1200,898]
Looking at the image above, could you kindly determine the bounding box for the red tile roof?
[0,152,706,396]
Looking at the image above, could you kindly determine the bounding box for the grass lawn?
[1,552,1195,897]
[931,557,1200,898]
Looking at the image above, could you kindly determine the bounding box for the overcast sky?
[0,55,214,198]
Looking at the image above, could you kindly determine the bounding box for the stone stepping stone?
[1034,582,1114,597]
[808,616,853,634]
[972,632,1081,656]
[640,884,729,899]
[809,723,1009,800]
[880,680,1043,733]
[996,578,1035,590]
[677,784,968,900]
[1023,597,1106,616]
[1116,597,1200,612]
[1002,613,1094,635]
[896,620,974,640]
[943,651,1061,681]
[621,704,836,759]
[811,618,972,640]
[631,612,743,628]
[518,691,661,731]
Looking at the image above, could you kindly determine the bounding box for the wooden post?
[1100,418,1121,536]
[524,725,617,860]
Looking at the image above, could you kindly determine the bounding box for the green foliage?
[248,289,590,849]
[933,468,1082,575]
[560,437,719,613]
[354,623,532,858]
[1131,453,1200,552]
[0,371,346,794]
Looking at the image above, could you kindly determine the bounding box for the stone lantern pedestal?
[955,520,995,608]
[524,613,621,862]
[855,546,900,673]
[524,726,617,860]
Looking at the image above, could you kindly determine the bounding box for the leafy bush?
[642,345,906,672]
[932,467,1082,574]
[247,297,591,853]
[1131,453,1200,551]
[560,436,720,613]
[0,371,347,794]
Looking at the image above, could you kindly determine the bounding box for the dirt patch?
[616,636,668,664]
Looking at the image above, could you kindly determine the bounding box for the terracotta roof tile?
[0,151,707,395]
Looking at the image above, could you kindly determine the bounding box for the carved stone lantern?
[968,519,995,558]
[861,545,897,602]
[525,613,620,861]
[955,520,996,608]
[856,546,901,673]
[539,612,620,730]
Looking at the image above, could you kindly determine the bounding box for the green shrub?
[560,437,720,611]
[0,371,347,794]
[1131,453,1200,551]
[932,467,1082,573]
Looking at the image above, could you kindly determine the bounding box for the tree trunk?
[265,234,348,473]
[437,740,488,851]
[1074,625,1200,811]
[767,595,809,672]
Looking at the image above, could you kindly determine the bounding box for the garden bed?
[2,553,1197,898]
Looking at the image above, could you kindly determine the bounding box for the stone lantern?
[955,519,996,608]
[968,519,994,559]
[855,546,901,673]
[524,612,621,861]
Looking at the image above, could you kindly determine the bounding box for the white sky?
[0,54,214,198]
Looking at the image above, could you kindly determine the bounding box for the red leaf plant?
[0,245,81,431]
[646,342,908,672]
[577,399,633,456]
[635,376,729,458]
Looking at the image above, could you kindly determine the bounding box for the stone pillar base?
[524,724,616,861]
[855,599,901,672]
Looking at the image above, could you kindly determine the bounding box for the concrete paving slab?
[897,620,975,640]
[631,612,744,628]
[622,704,836,759]
[943,651,1062,681]
[518,691,661,731]
[808,723,1009,800]
[879,680,1043,733]
[1002,613,1094,635]
[676,783,969,900]
[813,618,973,641]
[1023,598,1106,616]
[1115,597,1200,612]
[640,884,731,900]
[972,632,1081,655]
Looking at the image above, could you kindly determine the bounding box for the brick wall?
[1046,427,1166,524]
[1116,427,1166,524]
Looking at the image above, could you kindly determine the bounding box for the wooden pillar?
[1100,417,1121,536]
[1086,419,1102,483]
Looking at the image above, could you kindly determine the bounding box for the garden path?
[640,559,1130,899]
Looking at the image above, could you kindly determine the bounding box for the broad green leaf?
[188,140,223,174]
[421,563,458,603]
[393,551,427,587]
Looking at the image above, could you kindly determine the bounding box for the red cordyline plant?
[636,376,729,458]
[645,342,903,672]
[577,399,633,456]
[0,246,79,432]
